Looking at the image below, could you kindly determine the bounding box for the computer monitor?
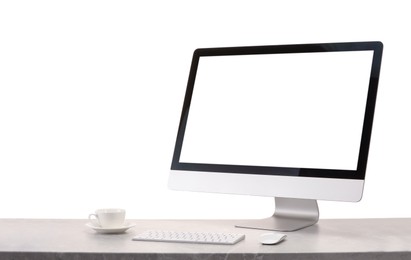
[169,41,383,231]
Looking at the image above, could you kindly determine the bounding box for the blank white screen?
[180,51,374,170]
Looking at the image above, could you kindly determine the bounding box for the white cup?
[88,208,126,228]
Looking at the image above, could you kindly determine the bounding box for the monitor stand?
[235,197,319,232]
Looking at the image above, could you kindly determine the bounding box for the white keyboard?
[132,230,245,245]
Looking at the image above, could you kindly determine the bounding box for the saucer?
[86,222,136,234]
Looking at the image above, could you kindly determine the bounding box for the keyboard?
[132,230,245,245]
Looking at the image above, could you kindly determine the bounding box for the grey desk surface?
[0,218,410,260]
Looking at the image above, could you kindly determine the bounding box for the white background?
[0,0,410,219]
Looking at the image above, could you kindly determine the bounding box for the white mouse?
[259,232,287,245]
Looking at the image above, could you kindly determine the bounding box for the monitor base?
[236,197,319,232]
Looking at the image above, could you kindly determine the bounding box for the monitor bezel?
[171,41,383,180]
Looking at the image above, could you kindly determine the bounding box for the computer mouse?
[259,232,287,245]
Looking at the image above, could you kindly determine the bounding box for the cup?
[88,208,126,228]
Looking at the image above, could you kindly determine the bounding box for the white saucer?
[86,222,136,234]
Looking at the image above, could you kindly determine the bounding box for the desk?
[0,218,410,259]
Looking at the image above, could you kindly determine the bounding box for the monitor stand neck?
[236,197,319,232]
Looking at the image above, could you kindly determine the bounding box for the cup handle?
[88,213,100,227]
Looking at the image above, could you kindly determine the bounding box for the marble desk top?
[1,218,411,259]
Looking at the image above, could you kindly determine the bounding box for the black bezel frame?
[171,42,383,180]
